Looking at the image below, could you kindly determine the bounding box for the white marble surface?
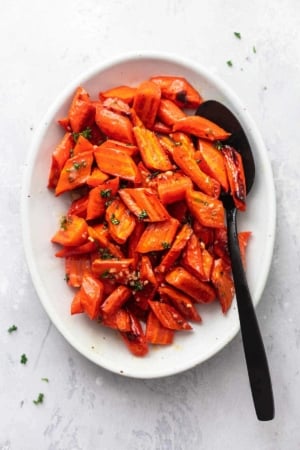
[1,1,300,449]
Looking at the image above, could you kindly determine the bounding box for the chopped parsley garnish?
[161,242,171,250]
[20,354,28,364]
[234,32,241,39]
[72,127,92,142]
[101,270,113,279]
[147,171,161,180]
[137,209,149,221]
[60,216,68,230]
[33,393,44,405]
[41,377,49,383]
[214,140,224,150]
[253,45,257,54]
[8,324,18,333]
[64,273,70,283]
[99,248,114,260]
[226,60,233,67]
[130,279,144,292]
[110,214,120,225]
[100,189,112,198]
[73,160,87,170]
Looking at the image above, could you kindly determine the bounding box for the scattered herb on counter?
[234,32,241,39]
[33,393,44,405]
[8,324,18,333]
[41,377,49,383]
[20,353,28,364]
[226,60,233,67]
[253,46,257,53]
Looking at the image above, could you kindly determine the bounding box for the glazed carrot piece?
[158,135,178,157]
[94,147,142,183]
[67,194,89,218]
[51,215,88,247]
[157,98,187,126]
[186,188,225,228]
[133,126,173,172]
[101,308,131,332]
[140,255,157,286]
[157,172,193,204]
[55,240,97,258]
[65,255,92,288]
[88,224,125,259]
[55,151,94,196]
[86,177,119,221]
[71,290,84,315]
[119,188,170,222]
[213,227,230,266]
[120,311,149,356]
[222,145,246,211]
[152,121,172,135]
[132,80,161,129]
[181,233,206,281]
[172,133,221,198]
[238,231,252,268]
[58,117,71,132]
[211,258,235,313]
[167,200,188,223]
[173,115,231,141]
[196,139,229,191]
[86,168,109,187]
[193,221,214,246]
[150,76,203,108]
[105,198,136,245]
[95,106,134,144]
[72,134,94,156]
[77,273,104,320]
[68,86,96,133]
[92,258,134,277]
[165,266,216,303]
[100,285,132,317]
[136,217,180,253]
[148,301,192,331]
[145,311,175,344]
[127,221,145,269]
[156,223,193,273]
[102,97,131,116]
[158,286,201,322]
[48,132,74,189]
[99,139,138,157]
[99,85,136,104]
[201,248,214,281]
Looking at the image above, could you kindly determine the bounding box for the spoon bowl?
[196,100,274,421]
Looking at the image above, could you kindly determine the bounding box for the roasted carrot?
[86,177,119,221]
[145,311,174,344]
[72,134,94,156]
[133,126,173,172]
[76,273,104,320]
[51,215,88,247]
[173,115,231,141]
[120,312,149,356]
[140,255,157,286]
[158,286,201,322]
[55,151,94,196]
[165,266,216,303]
[196,139,229,191]
[99,85,136,104]
[132,80,161,129]
[186,188,225,229]
[95,106,134,144]
[65,255,92,288]
[68,86,96,133]
[157,98,187,126]
[157,172,193,204]
[67,194,89,219]
[211,258,235,313]
[150,76,203,108]
[148,301,192,331]
[152,121,172,134]
[102,97,131,116]
[181,233,206,281]
[238,231,252,268]
[100,285,132,317]
[71,290,84,315]
[156,223,193,273]
[55,240,97,258]
[48,132,74,189]
[86,167,109,187]
[119,188,170,222]
[92,258,134,277]
[136,218,180,253]
[101,308,131,332]
[98,139,138,157]
[222,145,246,211]
[94,146,142,183]
[127,221,145,269]
[105,198,136,245]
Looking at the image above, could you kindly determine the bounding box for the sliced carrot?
[158,286,201,322]
[213,227,230,266]
[165,266,216,303]
[127,221,145,269]
[102,97,131,116]
[132,80,161,129]
[71,290,84,315]
[99,139,138,157]
[101,308,131,332]
[157,98,187,126]
[78,273,104,320]
[95,106,134,144]
[156,223,193,273]
[48,132,74,189]
[136,218,180,253]
[65,255,92,288]
[120,312,149,356]
[173,115,231,141]
[105,198,136,245]
[196,139,229,191]
[211,258,235,313]
[88,224,124,259]
[68,86,96,133]
[150,76,203,108]
[99,85,136,104]
[94,147,142,183]
[92,258,134,277]
[238,231,252,268]
[186,188,225,229]
[222,145,246,211]
[201,248,214,281]
[100,285,132,316]
[133,126,173,172]
[157,172,193,204]
[67,194,88,218]
[181,233,206,281]
[55,151,94,196]
[172,134,221,198]
[140,255,157,286]
[72,134,94,156]
[86,177,119,221]
[58,117,71,132]
[148,301,192,331]
[145,311,174,344]
[119,188,170,222]
[55,240,97,258]
[51,215,88,247]
[193,221,214,246]
[86,167,109,187]
[152,121,172,134]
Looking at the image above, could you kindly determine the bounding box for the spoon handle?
[226,207,275,421]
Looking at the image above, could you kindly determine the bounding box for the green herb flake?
[234,32,241,39]
[226,60,233,67]
[72,127,92,142]
[60,216,68,230]
[20,354,28,365]
[130,279,144,292]
[8,324,18,333]
[137,209,149,221]
[73,160,87,171]
[253,45,257,54]
[64,273,70,283]
[110,214,120,225]
[41,378,49,383]
[99,248,114,260]
[101,269,113,279]
[214,140,224,150]
[147,171,161,180]
[33,393,44,405]
[161,242,171,250]
[100,189,112,199]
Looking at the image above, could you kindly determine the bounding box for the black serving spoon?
[196,100,274,421]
